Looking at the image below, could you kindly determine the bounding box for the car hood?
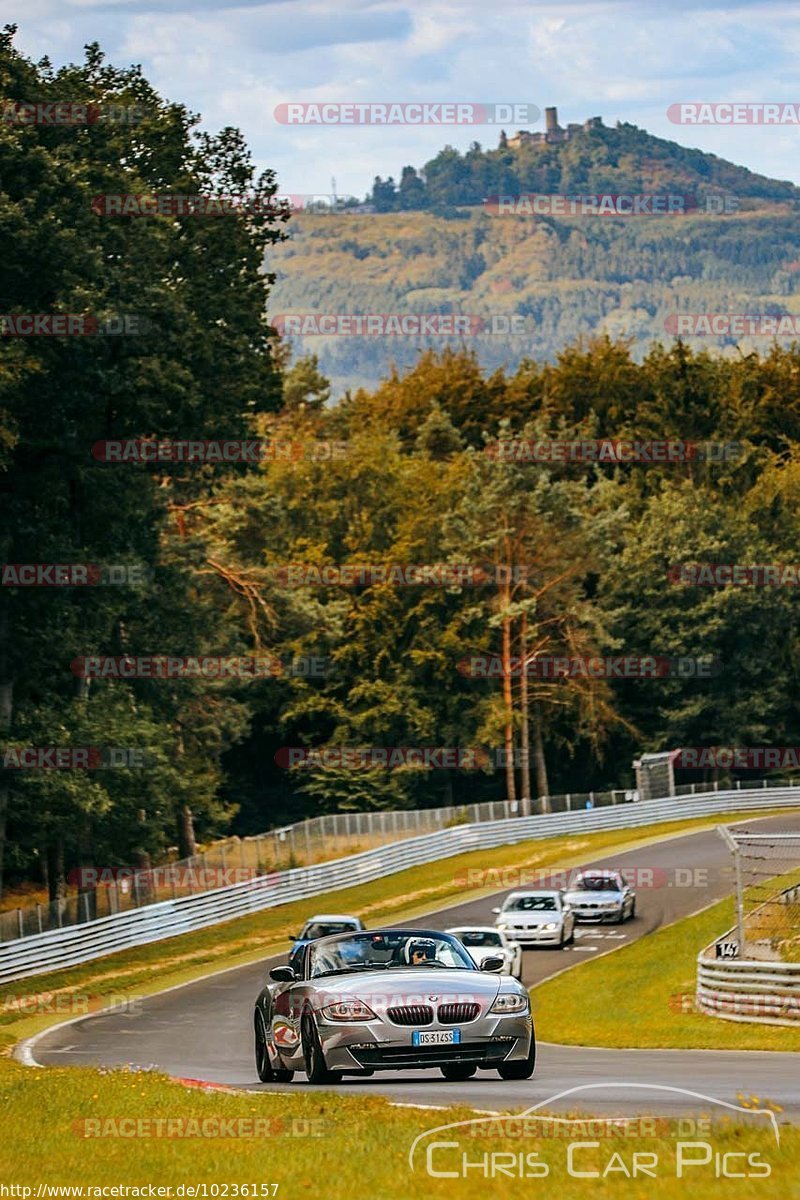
[500,911,562,923]
[564,889,623,902]
[463,946,510,964]
[306,968,504,1007]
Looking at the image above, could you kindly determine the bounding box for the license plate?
[412,1029,461,1046]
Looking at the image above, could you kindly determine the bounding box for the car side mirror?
[480,955,505,972]
[270,966,297,983]
[491,907,501,915]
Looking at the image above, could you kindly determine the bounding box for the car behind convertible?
[254,929,535,1084]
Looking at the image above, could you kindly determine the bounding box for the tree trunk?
[500,582,517,804]
[518,611,532,816]
[178,803,197,859]
[47,839,66,909]
[532,701,550,812]
[76,816,95,921]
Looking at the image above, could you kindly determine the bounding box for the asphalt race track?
[31,814,800,1118]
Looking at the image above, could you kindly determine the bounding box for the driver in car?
[405,937,437,965]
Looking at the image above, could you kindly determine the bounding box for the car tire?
[497,1033,536,1080]
[254,1012,275,1083]
[629,898,636,920]
[255,1011,295,1084]
[557,926,565,948]
[302,1016,342,1085]
[566,923,575,945]
[440,1064,477,1081]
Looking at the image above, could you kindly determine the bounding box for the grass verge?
[0,1058,795,1198]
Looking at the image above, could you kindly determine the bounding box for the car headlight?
[489,992,529,1014]
[541,922,559,931]
[321,1000,376,1021]
[497,922,509,930]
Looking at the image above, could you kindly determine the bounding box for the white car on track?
[492,890,576,948]
[446,925,523,979]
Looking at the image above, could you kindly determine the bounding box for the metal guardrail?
[0,797,524,944]
[697,875,800,1026]
[697,951,800,1026]
[2,787,800,985]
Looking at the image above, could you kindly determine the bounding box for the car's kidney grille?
[387,1004,433,1026]
[438,1002,480,1024]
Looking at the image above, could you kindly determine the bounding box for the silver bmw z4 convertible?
[253,928,535,1084]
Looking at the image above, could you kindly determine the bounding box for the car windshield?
[301,921,358,940]
[456,931,503,947]
[504,895,558,911]
[308,931,475,977]
[574,877,621,892]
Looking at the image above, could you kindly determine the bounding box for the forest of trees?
[3,31,800,903]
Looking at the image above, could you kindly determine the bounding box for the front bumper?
[317,1014,533,1072]
[500,926,563,944]
[569,904,623,922]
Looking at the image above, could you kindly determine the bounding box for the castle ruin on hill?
[506,106,603,149]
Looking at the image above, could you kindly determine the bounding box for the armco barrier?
[2,788,799,985]
[697,951,800,1027]
[696,877,800,1027]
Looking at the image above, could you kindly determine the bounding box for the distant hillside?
[267,120,800,397]
[368,117,800,212]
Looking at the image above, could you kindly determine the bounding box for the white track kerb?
[2,789,799,985]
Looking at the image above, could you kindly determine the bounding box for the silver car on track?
[562,869,637,923]
[253,928,535,1084]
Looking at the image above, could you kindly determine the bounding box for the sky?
[7,0,800,198]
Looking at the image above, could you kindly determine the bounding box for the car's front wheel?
[254,1011,294,1083]
[497,1033,536,1080]
[302,1015,342,1085]
[440,1063,477,1081]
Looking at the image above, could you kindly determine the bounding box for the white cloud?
[10,0,800,194]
